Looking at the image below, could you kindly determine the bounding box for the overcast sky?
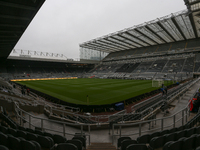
[14,0,186,59]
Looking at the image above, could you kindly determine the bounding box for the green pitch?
[15,78,168,105]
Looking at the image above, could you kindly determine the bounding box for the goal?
[152,79,164,87]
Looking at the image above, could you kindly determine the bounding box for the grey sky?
[14,0,186,59]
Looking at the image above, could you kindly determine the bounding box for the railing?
[13,102,91,145]
[111,78,199,144]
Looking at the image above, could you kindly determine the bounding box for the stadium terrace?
[1,0,200,150]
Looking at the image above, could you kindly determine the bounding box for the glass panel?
[128,30,156,45]
[108,37,136,49]
[175,15,195,39]
[136,27,165,44]
[147,23,174,42]
[121,33,149,46]
[100,39,127,49]
[113,35,142,47]
[160,19,184,41]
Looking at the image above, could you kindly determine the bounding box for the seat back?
[0,145,9,150]
[0,132,8,147]
[72,136,86,148]
[149,136,165,149]
[55,143,78,150]
[117,137,131,148]
[8,136,21,150]
[167,140,182,150]
[126,144,148,150]
[182,136,195,150]
[21,140,36,150]
[164,133,176,143]
[53,134,67,144]
[121,139,137,150]
[137,134,150,144]
[66,139,82,150]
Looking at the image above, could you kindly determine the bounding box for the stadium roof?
[80,8,200,53]
[0,0,45,61]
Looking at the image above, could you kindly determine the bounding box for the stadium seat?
[21,140,37,150]
[126,144,148,150]
[168,128,177,134]
[53,134,67,144]
[35,129,44,136]
[166,140,182,150]
[0,132,8,147]
[8,136,21,150]
[66,139,82,150]
[55,143,78,150]
[0,145,9,150]
[117,137,131,148]
[149,131,160,140]
[175,130,186,140]
[72,136,86,148]
[163,141,173,150]
[0,126,8,134]
[17,130,27,139]
[120,139,137,150]
[195,126,200,134]
[149,136,165,149]
[27,132,38,141]
[26,128,35,133]
[193,134,200,148]
[37,135,54,149]
[8,128,17,136]
[44,132,54,139]
[164,133,176,143]
[181,136,195,150]
[137,134,150,144]
[196,146,200,150]
[185,128,195,137]
[30,140,41,150]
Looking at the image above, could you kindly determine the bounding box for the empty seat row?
[118,126,200,149]
[0,132,41,150]
[162,134,200,150]
[0,125,87,149]
[137,126,200,144]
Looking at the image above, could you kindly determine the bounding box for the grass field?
[15,78,168,105]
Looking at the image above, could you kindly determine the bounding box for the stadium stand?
[1,0,200,149]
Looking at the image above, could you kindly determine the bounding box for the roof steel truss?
[80,9,197,53]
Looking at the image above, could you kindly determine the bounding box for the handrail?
[13,101,91,145]
[111,77,199,144]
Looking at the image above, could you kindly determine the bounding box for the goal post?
[152,79,164,87]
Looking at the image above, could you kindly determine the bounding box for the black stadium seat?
[0,145,9,150]
[8,136,21,150]
[0,132,8,147]
[149,136,165,149]
[55,143,78,150]
[120,139,137,150]
[126,144,148,150]
[37,135,54,149]
[182,136,195,150]
[137,134,150,144]
[66,139,82,150]
[117,137,131,148]
[53,134,67,144]
[21,140,37,150]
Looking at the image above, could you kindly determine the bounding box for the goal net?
[152,79,164,87]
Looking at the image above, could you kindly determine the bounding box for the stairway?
[87,143,117,150]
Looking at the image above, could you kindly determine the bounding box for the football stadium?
[1,0,200,150]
